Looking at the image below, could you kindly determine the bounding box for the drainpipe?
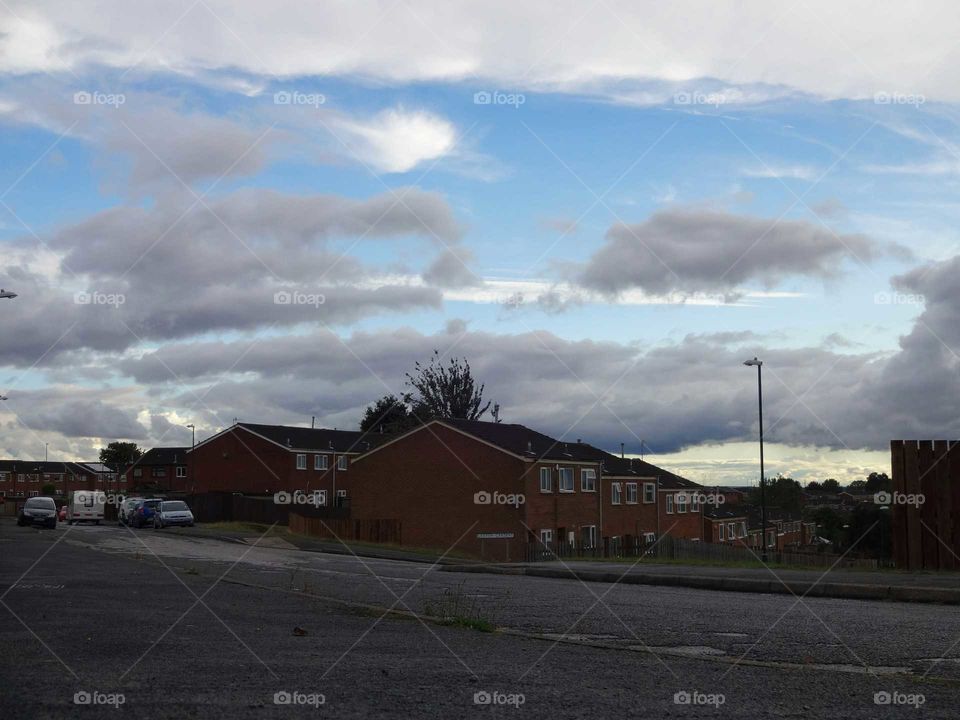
[656,476,661,539]
[597,463,603,555]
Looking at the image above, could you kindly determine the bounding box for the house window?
[314,454,328,470]
[611,482,622,505]
[0,490,4,497]
[718,523,725,541]
[558,468,574,492]
[0,472,6,481]
[581,468,596,492]
[133,468,142,477]
[665,494,674,514]
[739,521,747,538]
[626,482,638,504]
[643,482,655,503]
[153,467,166,477]
[296,454,307,470]
[581,525,597,548]
[643,532,656,543]
[539,529,553,545]
[539,467,552,493]
[29,490,39,497]
[30,475,39,483]
[17,474,24,482]
[119,476,126,483]
[727,522,735,540]
[176,466,186,478]
[337,456,348,471]
[691,493,700,512]
[676,493,687,513]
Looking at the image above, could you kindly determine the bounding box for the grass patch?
[566,554,886,573]
[421,581,505,633]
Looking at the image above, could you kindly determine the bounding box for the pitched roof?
[703,506,748,520]
[237,423,384,453]
[597,452,702,489]
[136,447,190,466]
[440,418,603,462]
[0,459,93,475]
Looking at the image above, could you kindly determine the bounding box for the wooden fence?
[891,440,960,570]
[289,512,401,545]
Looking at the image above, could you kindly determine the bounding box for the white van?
[66,490,106,525]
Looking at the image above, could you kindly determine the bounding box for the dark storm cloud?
[579,208,901,296]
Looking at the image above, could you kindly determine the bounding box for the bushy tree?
[865,472,891,493]
[99,441,143,486]
[360,394,416,433]
[821,478,840,493]
[406,351,492,422]
[750,474,803,513]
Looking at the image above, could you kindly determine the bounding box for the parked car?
[66,490,105,525]
[131,498,163,528]
[18,497,58,529]
[118,497,144,526]
[58,505,67,522]
[153,500,195,529]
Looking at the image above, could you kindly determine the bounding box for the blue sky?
[1,2,959,484]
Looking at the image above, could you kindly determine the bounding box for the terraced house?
[0,460,104,501]
[348,418,706,560]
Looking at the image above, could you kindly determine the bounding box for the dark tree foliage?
[406,351,492,422]
[865,472,891,493]
[360,393,417,433]
[820,478,840,493]
[749,474,803,513]
[99,441,143,470]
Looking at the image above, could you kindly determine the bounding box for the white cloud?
[332,107,458,174]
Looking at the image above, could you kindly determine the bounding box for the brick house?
[126,447,191,493]
[0,460,99,501]
[349,418,705,559]
[188,423,383,505]
[703,507,749,544]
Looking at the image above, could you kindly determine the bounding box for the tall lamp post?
[744,357,768,562]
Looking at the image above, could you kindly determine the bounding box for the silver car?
[153,500,195,528]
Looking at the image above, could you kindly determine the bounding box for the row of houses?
[133,418,814,558]
[1,417,816,559]
[0,460,117,497]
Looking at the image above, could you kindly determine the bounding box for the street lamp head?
[0,289,17,299]
[743,357,762,367]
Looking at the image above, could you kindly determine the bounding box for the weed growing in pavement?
[421,581,505,633]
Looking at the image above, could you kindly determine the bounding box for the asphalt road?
[2,520,959,718]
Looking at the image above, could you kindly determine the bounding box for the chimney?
[286,438,292,447]
[620,442,624,459]
[311,416,315,428]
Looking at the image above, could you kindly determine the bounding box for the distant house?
[126,447,191,492]
[703,506,748,544]
[0,460,98,499]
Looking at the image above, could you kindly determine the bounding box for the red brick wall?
[600,478,658,539]
[189,428,352,506]
[659,490,703,540]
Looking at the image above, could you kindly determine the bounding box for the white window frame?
[315,489,327,506]
[727,522,735,540]
[315,454,328,470]
[581,525,597,548]
[718,523,725,541]
[691,493,700,512]
[665,494,674,514]
[558,467,574,493]
[643,532,656,543]
[176,466,186,478]
[643,482,655,503]
[626,482,638,504]
[337,455,348,471]
[337,489,347,498]
[580,468,596,492]
[539,529,553,545]
[539,467,552,493]
[611,482,622,505]
[739,521,747,538]
[29,490,39,497]
[153,467,166,478]
[133,468,142,477]
[296,454,307,470]
[676,493,687,513]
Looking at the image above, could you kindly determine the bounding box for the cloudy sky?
[1,1,959,485]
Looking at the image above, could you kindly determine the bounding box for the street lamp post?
[186,424,196,449]
[744,357,768,562]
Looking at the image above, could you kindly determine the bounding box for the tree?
[99,441,143,488]
[865,472,891,493]
[806,481,822,493]
[41,483,57,496]
[406,351,492,422]
[360,394,416,433]
[750,474,803,513]
[847,479,867,492]
[821,478,840,493]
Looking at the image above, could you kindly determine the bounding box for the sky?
[1,1,959,485]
